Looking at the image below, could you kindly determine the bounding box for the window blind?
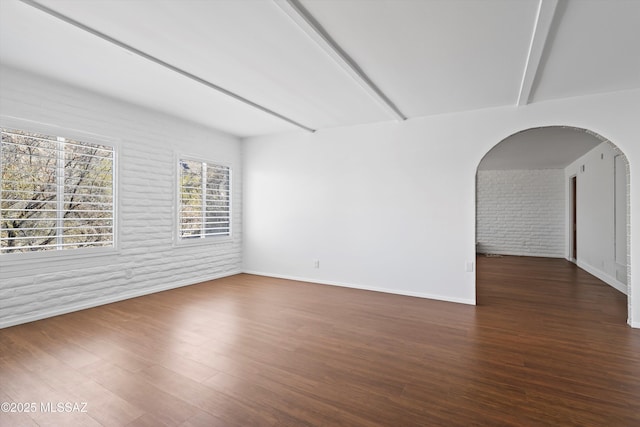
[1,128,115,254]
[179,159,231,239]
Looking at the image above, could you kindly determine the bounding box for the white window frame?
[0,116,119,268]
[175,155,232,246]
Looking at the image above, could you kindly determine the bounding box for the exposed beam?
[19,0,316,133]
[273,0,407,121]
[517,0,559,106]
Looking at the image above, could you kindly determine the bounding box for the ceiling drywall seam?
[517,0,559,106]
[18,0,316,133]
[273,0,407,122]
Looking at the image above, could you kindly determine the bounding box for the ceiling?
[478,127,602,170]
[0,0,639,138]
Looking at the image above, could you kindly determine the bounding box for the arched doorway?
[475,126,631,324]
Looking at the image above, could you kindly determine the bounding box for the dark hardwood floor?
[1,256,639,426]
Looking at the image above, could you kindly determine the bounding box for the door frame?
[570,174,577,262]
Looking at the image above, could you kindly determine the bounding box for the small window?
[1,127,115,254]
[178,159,231,240]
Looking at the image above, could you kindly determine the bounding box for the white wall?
[243,88,640,327]
[615,154,629,267]
[242,123,477,304]
[476,169,564,257]
[0,65,243,328]
[565,142,628,294]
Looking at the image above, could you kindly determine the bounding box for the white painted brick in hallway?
[476,169,564,257]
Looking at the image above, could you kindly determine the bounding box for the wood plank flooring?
[1,256,639,426]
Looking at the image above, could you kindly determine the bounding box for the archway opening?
[475,126,631,325]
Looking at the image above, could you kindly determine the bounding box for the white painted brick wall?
[607,142,632,313]
[476,169,564,257]
[0,66,242,328]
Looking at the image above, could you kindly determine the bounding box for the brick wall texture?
[476,169,564,258]
[0,67,242,328]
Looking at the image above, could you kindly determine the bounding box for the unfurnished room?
[1,0,639,426]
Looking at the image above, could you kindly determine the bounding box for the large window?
[178,159,231,240]
[1,128,115,254]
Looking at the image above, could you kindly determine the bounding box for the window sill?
[0,247,120,278]
[173,235,234,248]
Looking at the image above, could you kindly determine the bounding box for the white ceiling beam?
[19,0,316,133]
[517,0,559,106]
[273,0,407,121]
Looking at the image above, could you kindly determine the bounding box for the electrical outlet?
[465,261,474,272]
[313,259,320,269]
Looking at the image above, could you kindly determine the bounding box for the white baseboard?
[477,251,563,258]
[242,270,476,305]
[576,261,627,295]
[0,270,242,329]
